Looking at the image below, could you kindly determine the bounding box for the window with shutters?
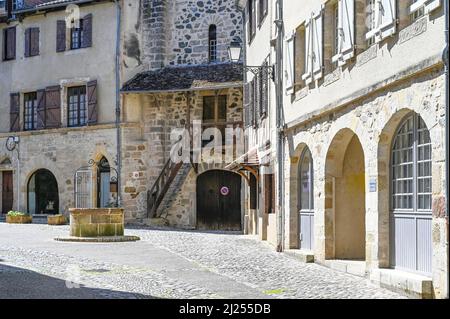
[294,24,306,93]
[68,86,87,127]
[3,26,16,61]
[24,92,38,131]
[258,0,268,26]
[329,0,356,67]
[365,0,397,44]
[70,19,84,50]
[301,7,324,84]
[366,0,377,46]
[24,27,39,57]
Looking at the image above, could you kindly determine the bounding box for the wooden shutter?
[45,86,61,129]
[251,0,256,38]
[56,20,66,52]
[340,0,355,64]
[243,82,251,127]
[302,20,313,84]
[30,28,40,56]
[410,0,441,14]
[311,9,323,81]
[36,89,46,129]
[379,0,396,40]
[9,93,20,132]
[285,33,295,95]
[254,74,260,122]
[260,62,268,117]
[24,28,30,57]
[87,80,98,125]
[81,14,93,48]
[249,79,255,127]
[4,27,16,60]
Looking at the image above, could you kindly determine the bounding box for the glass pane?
[300,149,313,211]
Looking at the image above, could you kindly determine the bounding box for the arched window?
[208,25,217,62]
[391,113,432,274]
[300,148,314,211]
[391,114,432,211]
[299,147,314,250]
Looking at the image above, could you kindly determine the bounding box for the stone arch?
[325,128,366,260]
[27,168,59,215]
[377,108,436,271]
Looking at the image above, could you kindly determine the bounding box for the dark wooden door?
[2,171,13,214]
[197,170,242,231]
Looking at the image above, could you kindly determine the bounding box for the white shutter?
[312,9,323,80]
[285,33,295,95]
[341,0,355,62]
[332,0,355,65]
[411,0,441,14]
[302,20,313,84]
[378,0,396,41]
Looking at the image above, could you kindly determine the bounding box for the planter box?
[69,208,124,238]
[48,215,67,226]
[6,215,32,224]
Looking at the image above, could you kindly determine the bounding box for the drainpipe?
[443,0,449,299]
[275,0,284,252]
[115,0,122,207]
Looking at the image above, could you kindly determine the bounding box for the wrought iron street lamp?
[228,41,275,81]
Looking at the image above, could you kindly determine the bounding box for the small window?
[3,27,16,61]
[208,25,217,62]
[68,86,87,127]
[70,19,84,50]
[24,92,38,131]
[202,95,227,146]
[411,0,425,21]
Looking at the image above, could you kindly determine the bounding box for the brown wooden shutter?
[243,82,251,127]
[254,73,260,122]
[45,86,61,128]
[30,28,40,56]
[4,27,16,60]
[248,80,255,127]
[261,62,268,117]
[81,14,93,48]
[9,93,20,132]
[36,89,46,129]
[87,80,98,125]
[56,20,66,52]
[24,28,30,57]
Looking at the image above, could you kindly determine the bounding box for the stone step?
[370,268,433,299]
[284,249,315,263]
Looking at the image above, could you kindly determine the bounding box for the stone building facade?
[241,0,448,298]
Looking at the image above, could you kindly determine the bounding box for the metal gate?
[75,169,93,208]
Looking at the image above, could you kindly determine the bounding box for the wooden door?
[197,170,242,231]
[2,171,13,214]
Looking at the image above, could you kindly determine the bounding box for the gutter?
[121,82,243,95]
[115,0,122,207]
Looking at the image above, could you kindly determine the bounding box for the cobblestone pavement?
[0,223,405,299]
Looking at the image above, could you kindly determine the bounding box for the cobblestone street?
[0,223,405,299]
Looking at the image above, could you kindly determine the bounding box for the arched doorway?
[97,157,111,208]
[325,129,366,260]
[299,147,314,250]
[390,113,432,274]
[28,169,59,215]
[197,170,242,231]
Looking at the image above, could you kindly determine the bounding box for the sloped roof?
[122,63,243,93]
[19,0,95,11]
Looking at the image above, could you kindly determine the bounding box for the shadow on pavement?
[0,262,156,299]
[125,225,244,236]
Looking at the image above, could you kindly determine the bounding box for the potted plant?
[47,214,67,226]
[6,211,32,224]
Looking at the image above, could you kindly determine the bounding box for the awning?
[225,140,272,172]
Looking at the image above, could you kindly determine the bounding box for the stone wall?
[140,0,243,69]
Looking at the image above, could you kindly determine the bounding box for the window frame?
[208,24,217,63]
[23,92,38,131]
[67,85,87,127]
[390,113,432,213]
[70,19,84,50]
[3,26,16,61]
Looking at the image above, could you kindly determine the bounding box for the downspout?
[443,0,449,299]
[275,0,284,252]
[115,0,122,207]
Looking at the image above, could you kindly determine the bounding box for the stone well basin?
[69,208,125,238]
